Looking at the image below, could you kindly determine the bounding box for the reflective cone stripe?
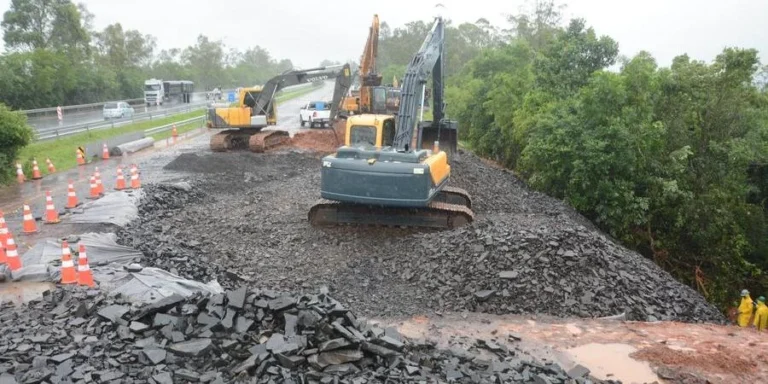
[21,204,37,234]
[77,244,94,287]
[16,163,25,183]
[130,166,141,189]
[66,181,79,208]
[94,167,103,194]
[76,150,85,166]
[0,212,6,247]
[88,176,100,199]
[44,191,60,224]
[115,168,126,190]
[31,159,42,179]
[102,143,110,160]
[60,240,77,284]
[5,235,21,271]
[46,158,56,173]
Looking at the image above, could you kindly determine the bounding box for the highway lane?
[263,81,334,137]
[26,94,211,130]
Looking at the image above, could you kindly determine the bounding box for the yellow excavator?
[308,16,472,228]
[207,64,352,152]
[342,14,400,116]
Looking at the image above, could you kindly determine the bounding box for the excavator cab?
[345,115,396,148]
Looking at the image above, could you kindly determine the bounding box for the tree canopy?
[0,0,295,110]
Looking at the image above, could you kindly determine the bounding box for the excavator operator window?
[371,87,387,114]
[349,125,377,147]
[382,119,396,147]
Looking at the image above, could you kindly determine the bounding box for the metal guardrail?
[144,115,205,136]
[35,103,207,141]
[20,90,234,117]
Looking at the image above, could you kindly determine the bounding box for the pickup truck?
[299,100,331,128]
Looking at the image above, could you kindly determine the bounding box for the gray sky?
[0,0,765,69]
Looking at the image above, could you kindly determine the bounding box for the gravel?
[115,149,724,323]
[0,286,619,384]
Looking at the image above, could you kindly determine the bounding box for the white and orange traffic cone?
[115,167,127,190]
[46,158,56,173]
[66,180,79,209]
[43,191,60,224]
[130,165,141,189]
[76,149,86,166]
[87,175,100,199]
[94,167,104,195]
[60,240,77,284]
[172,125,178,139]
[77,244,94,287]
[21,203,37,234]
[16,163,25,183]
[4,234,21,271]
[31,159,42,180]
[0,211,7,248]
[102,143,110,160]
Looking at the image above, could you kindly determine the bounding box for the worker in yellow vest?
[754,296,768,331]
[738,289,755,327]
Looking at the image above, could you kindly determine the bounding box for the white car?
[103,101,135,120]
[299,100,331,128]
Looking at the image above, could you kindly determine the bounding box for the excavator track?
[434,186,472,209]
[308,197,474,229]
[248,130,290,153]
[210,130,255,152]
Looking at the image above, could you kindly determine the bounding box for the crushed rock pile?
[118,151,724,323]
[0,286,616,384]
[402,214,724,322]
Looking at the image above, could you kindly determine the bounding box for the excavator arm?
[329,64,353,121]
[249,65,346,116]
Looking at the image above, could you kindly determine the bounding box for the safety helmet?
[759,296,766,302]
[741,289,750,297]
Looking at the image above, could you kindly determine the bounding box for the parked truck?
[299,100,332,128]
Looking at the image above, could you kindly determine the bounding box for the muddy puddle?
[0,281,55,305]
[564,343,658,383]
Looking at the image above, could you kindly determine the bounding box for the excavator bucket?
[418,120,459,163]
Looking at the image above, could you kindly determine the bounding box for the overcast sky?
[0,0,765,69]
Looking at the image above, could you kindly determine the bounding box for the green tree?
[0,103,33,184]
[182,35,226,90]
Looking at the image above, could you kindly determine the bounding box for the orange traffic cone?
[46,158,56,173]
[0,240,6,265]
[66,180,79,208]
[21,203,37,234]
[31,159,42,180]
[60,240,77,284]
[87,175,100,199]
[76,149,85,166]
[130,165,141,189]
[43,191,60,224]
[16,163,25,183]
[115,167,127,190]
[172,125,178,138]
[94,167,104,195]
[0,212,7,247]
[77,244,94,287]
[102,143,110,160]
[5,234,21,271]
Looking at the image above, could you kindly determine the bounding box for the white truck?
[299,100,331,128]
[144,79,164,106]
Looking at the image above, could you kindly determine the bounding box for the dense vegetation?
[0,0,294,110]
[443,2,768,307]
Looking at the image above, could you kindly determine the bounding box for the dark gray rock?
[169,338,212,357]
[142,349,166,365]
[227,286,247,309]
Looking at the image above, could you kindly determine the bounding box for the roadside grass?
[17,109,204,175]
[150,117,205,141]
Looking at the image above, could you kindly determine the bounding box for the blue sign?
[228,92,236,102]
